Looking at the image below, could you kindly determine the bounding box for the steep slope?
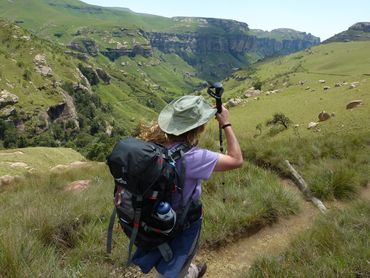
[218,39,370,145]
[0,20,159,159]
[323,22,370,43]
[0,0,320,81]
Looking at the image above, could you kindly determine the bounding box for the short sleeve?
[184,147,219,181]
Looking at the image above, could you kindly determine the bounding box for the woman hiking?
[132,95,243,278]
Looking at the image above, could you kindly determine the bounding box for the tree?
[266,113,292,129]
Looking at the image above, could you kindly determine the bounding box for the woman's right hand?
[215,106,230,126]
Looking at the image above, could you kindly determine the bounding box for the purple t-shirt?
[170,146,219,210]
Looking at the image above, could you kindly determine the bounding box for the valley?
[0,0,369,277]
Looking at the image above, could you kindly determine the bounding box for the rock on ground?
[346,100,363,109]
[65,180,91,191]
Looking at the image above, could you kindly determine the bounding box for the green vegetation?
[246,201,370,277]
[0,4,369,275]
[0,147,84,176]
[221,41,370,200]
[0,152,299,277]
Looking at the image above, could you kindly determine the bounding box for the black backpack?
[106,137,201,264]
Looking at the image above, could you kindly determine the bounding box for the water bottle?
[156,202,175,222]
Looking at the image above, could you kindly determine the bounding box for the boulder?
[323,86,331,91]
[65,180,91,191]
[318,111,331,121]
[346,100,362,109]
[0,90,19,108]
[76,67,91,90]
[0,106,16,118]
[10,162,28,168]
[0,175,17,186]
[227,98,242,107]
[349,82,359,89]
[319,80,326,83]
[308,122,319,129]
[33,54,53,77]
[244,87,261,98]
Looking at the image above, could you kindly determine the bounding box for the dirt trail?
[196,181,370,278]
[128,182,370,277]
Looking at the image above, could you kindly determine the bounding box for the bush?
[266,113,292,129]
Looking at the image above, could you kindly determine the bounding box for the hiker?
[133,95,243,278]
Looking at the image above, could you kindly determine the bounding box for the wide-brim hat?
[158,95,217,136]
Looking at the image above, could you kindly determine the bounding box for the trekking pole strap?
[126,196,143,266]
[106,207,117,254]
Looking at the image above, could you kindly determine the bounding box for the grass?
[0,143,299,276]
[202,163,299,247]
[245,200,370,278]
[0,147,85,176]
[219,40,370,200]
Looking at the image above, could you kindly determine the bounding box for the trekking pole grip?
[216,98,222,114]
[207,82,224,114]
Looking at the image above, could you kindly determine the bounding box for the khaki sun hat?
[158,95,217,136]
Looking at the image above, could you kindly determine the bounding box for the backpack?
[106,137,202,264]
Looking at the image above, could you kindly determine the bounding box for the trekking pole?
[207,82,226,200]
[207,82,224,153]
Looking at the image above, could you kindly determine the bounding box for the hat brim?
[158,98,217,136]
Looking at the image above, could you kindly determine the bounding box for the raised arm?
[213,106,243,171]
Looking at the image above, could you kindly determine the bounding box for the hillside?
[324,22,370,43]
[0,0,320,81]
[221,40,370,140]
[0,147,85,176]
[0,20,162,159]
[217,40,370,200]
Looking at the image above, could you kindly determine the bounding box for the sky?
[82,0,370,41]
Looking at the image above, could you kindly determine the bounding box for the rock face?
[0,90,19,108]
[67,17,319,79]
[33,54,53,77]
[147,30,318,62]
[101,44,152,60]
[324,22,370,43]
[46,91,79,128]
[349,22,370,32]
[96,68,111,85]
[146,18,319,79]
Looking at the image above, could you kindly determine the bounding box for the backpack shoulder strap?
[168,143,191,161]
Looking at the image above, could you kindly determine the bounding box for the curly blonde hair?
[137,121,205,146]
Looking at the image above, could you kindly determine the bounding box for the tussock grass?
[201,163,299,247]
[246,201,370,278]
[242,131,370,200]
[0,157,299,276]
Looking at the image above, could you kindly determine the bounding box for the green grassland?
[218,41,370,200]
[0,147,85,176]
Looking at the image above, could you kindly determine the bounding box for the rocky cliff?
[324,22,370,43]
[145,19,319,78]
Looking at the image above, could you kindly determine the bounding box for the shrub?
[266,113,292,129]
[22,69,32,81]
